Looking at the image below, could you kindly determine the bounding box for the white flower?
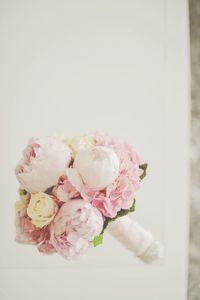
[15,137,71,193]
[27,192,58,228]
[64,135,95,157]
[73,146,120,190]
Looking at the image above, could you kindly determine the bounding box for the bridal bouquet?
[15,133,161,262]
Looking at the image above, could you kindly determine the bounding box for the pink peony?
[15,137,71,193]
[50,199,103,260]
[52,176,80,203]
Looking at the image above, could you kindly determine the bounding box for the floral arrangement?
[15,133,161,262]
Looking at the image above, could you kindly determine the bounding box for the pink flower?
[89,194,120,218]
[50,199,103,260]
[82,177,134,218]
[52,176,80,203]
[15,137,71,193]
[95,133,142,189]
[108,176,135,209]
[79,133,142,218]
[16,215,55,254]
[15,192,55,254]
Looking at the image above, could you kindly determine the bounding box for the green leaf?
[93,234,104,247]
[139,163,148,180]
[18,187,26,196]
[92,200,136,247]
[101,199,136,233]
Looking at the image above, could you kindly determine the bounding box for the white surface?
[0,0,190,299]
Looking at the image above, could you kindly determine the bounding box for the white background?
[0,0,190,299]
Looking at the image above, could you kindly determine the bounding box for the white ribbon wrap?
[107,216,163,263]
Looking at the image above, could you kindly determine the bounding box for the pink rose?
[50,199,103,259]
[15,137,71,193]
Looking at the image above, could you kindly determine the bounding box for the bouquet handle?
[107,216,163,263]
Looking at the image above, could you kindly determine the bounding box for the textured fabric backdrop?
[189,0,200,299]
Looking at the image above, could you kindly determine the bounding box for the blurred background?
[189,0,200,299]
[0,0,197,299]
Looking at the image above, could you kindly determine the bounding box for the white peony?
[64,135,95,157]
[15,137,71,193]
[73,146,119,190]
